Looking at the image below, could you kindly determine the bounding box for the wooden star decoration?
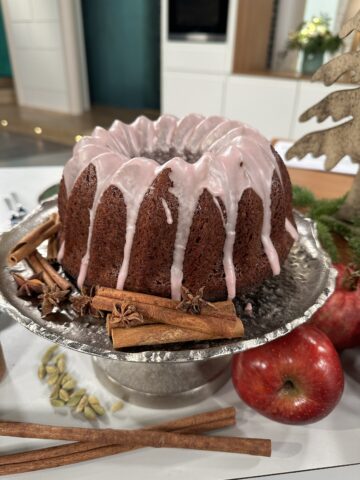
[286,8,360,222]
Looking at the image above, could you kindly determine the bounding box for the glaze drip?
[62,114,296,299]
[285,218,299,241]
[161,198,173,225]
[77,152,128,288]
[167,154,214,300]
[114,158,159,290]
[57,240,65,262]
[213,197,226,228]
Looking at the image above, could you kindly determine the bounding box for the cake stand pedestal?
[0,198,336,409]
[93,355,231,408]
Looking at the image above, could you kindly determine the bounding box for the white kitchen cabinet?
[161,72,226,117]
[160,0,238,75]
[224,75,299,140]
[161,71,354,142]
[2,0,89,114]
[162,42,230,75]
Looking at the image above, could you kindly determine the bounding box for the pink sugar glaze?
[57,240,65,262]
[77,152,129,289]
[161,198,173,225]
[285,218,299,241]
[62,114,297,299]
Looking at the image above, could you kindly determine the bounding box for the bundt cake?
[57,114,298,301]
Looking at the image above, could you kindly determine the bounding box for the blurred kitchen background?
[0,0,359,166]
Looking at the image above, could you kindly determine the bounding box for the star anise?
[38,286,70,317]
[70,287,102,318]
[12,272,45,298]
[176,286,215,315]
[107,302,144,328]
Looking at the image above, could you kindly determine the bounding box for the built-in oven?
[168,0,230,42]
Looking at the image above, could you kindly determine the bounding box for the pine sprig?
[353,216,360,228]
[348,235,360,264]
[317,214,352,239]
[292,185,358,263]
[316,221,339,261]
[309,196,346,219]
[292,185,316,208]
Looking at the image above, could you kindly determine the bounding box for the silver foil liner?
[0,197,336,364]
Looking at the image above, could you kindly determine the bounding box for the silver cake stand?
[0,198,336,408]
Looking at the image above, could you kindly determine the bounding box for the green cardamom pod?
[67,389,86,407]
[47,373,59,386]
[57,357,66,373]
[67,395,81,407]
[50,398,65,408]
[83,405,97,420]
[45,365,59,375]
[55,372,66,387]
[61,373,73,386]
[53,352,65,363]
[50,386,60,399]
[69,388,86,399]
[62,379,76,391]
[59,388,70,402]
[111,400,124,413]
[91,403,105,416]
[38,364,46,380]
[41,345,58,364]
[75,394,88,413]
[88,395,100,406]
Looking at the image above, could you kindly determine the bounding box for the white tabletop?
[0,166,63,232]
[1,166,360,480]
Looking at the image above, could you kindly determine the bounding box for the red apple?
[310,263,360,350]
[232,324,344,424]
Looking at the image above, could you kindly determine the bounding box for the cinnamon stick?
[0,417,240,476]
[96,287,236,315]
[27,253,56,289]
[47,235,59,262]
[111,324,228,348]
[105,315,154,336]
[8,214,60,266]
[33,251,72,291]
[0,409,236,467]
[93,295,243,338]
[0,407,235,444]
[0,421,270,458]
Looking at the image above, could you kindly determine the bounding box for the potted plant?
[288,16,342,75]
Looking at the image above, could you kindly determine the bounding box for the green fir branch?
[353,216,360,228]
[315,221,339,261]
[348,235,360,265]
[292,185,316,208]
[291,185,360,263]
[317,214,352,240]
[309,196,346,220]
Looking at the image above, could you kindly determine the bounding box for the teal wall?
[82,0,160,109]
[0,4,12,77]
